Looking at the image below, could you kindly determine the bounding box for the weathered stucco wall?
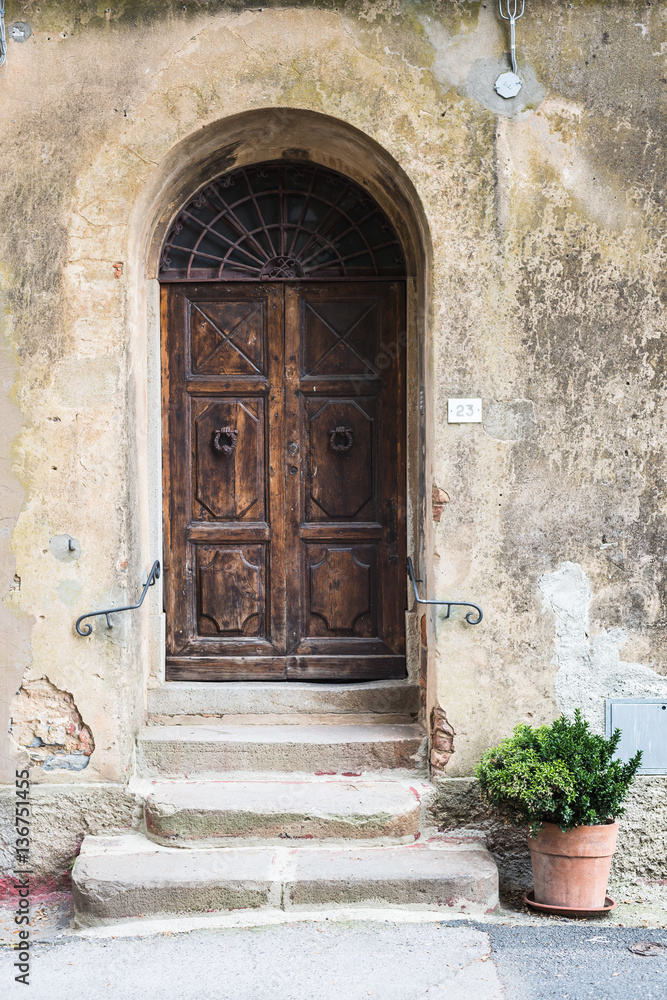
[0,0,666,878]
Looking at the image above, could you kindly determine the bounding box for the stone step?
[146,680,421,725]
[72,833,499,925]
[136,724,427,777]
[143,778,430,846]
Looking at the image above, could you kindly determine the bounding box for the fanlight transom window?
[159,161,405,281]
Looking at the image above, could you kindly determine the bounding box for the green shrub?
[474,710,642,835]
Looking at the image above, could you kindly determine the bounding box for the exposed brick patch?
[430,706,455,771]
[432,486,450,522]
[9,677,95,770]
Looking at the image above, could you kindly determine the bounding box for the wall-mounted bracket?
[495,0,525,99]
[75,560,160,636]
[0,3,7,79]
[407,557,483,625]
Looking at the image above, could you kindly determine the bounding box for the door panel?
[300,297,382,377]
[192,398,264,521]
[189,299,266,376]
[305,398,376,521]
[196,544,266,637]
[163,281,405,681]
[284,283,405,678]
[307,544,376,637]
[162,283,284,673]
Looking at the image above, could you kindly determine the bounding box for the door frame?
[132,110,433,702]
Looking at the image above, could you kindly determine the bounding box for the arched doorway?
[160,160,407,681]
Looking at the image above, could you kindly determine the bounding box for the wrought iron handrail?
[407,557,483,625]
[76,560,161,636]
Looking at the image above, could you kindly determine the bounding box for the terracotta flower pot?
[527,820,619,910]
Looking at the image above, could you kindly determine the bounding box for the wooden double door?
[161,281,406,680]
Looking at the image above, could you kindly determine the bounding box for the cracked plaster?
[539,561,667,734]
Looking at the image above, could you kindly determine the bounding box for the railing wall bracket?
[407,557,483,625]
[75,560,161,636]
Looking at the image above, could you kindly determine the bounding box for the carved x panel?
[301,299,380,378]
[190,301,265,376]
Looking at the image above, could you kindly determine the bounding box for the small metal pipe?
[76,560,161,636]
[498,0,525,77]
[0,2,7,79]
[407,557,483,625]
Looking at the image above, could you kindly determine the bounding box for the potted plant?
[474,710,642,912]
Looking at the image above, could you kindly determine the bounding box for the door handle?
[329,426,353,453]
[212,427,238,456]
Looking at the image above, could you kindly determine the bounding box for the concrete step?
[142,778,429,846]
[72,833,499,925]
[146,680,421,725]
[136,724,427,777]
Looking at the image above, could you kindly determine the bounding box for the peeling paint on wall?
[420,5,546,119]
[432,486,450,523]
[539,562,667,734]
[9,678,95,771]
[483,400,536,441]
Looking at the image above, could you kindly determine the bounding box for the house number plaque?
[448,398,482,423]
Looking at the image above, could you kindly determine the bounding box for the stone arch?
[129,108,431,284]
[129,108,435,693]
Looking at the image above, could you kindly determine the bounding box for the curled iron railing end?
[407,557,483,626]
[75,560,160,637]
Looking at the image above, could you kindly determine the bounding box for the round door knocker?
[329,426,353,453]
[212,426,238,456]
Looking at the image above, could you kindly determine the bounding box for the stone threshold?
[146,679,422,723]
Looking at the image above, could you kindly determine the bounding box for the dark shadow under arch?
[159,160,406,282]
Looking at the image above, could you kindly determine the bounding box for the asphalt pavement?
[0,918,666,999]
[485,923,667,999]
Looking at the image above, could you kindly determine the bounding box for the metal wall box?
[606,699,667,774]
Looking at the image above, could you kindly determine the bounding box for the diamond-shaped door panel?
[189,300,265,375]
[194,399,263,520]
[307,399,375,520]
[307,545,375,636]
[302,299,380,378]
[196,545,265,636]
